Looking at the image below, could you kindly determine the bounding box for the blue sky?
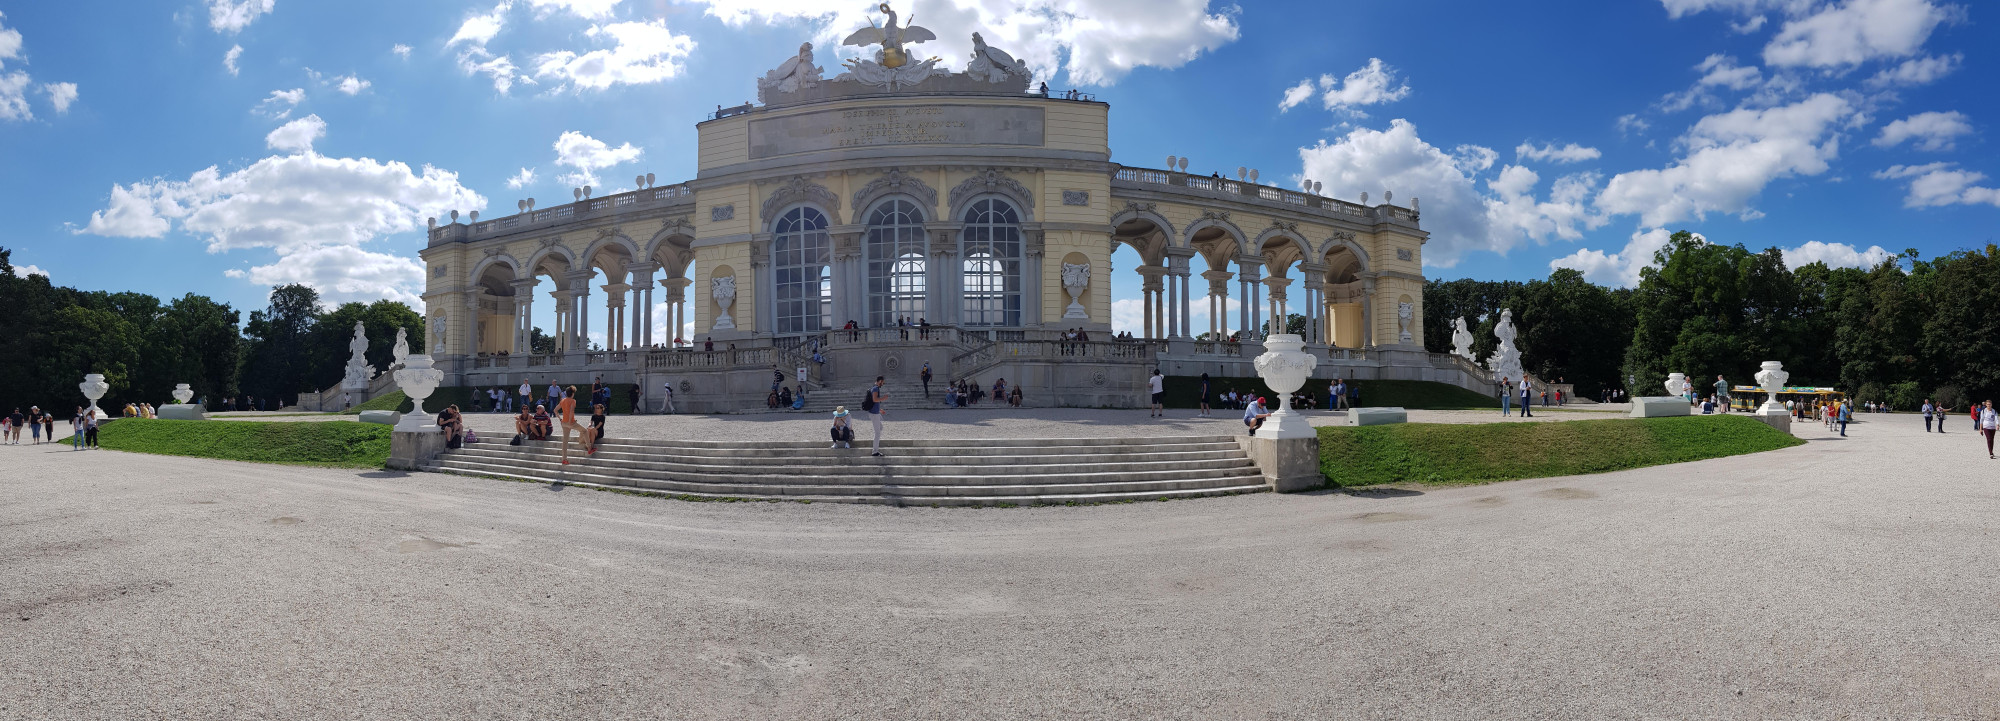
[1,0,1994,341]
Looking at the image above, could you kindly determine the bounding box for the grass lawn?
[1318,414,1805,487]
[97,419,392,468]
[1165,377,1499,410]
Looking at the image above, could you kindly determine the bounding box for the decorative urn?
[79,373,110,419]
[1664,372,1689,399]
[172,383,194,405]
[392,354,445,432]
[1753,361,1789,414]
[1252,334,1319,439]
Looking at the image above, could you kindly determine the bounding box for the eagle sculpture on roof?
[842,3,936,69]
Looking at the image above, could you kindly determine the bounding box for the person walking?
[865,376,888,457]
[1922,399,1935,432]
[1148,369,1165,418]
[1198,372,1213,418]
[1982,400,1998,459]
[42,413,54,445]
[71,408,85,450]
[1838,399,1851,437]
[920,362,933,398]
[557,386,586,465]
[83,411,99,449]
[660,379,676,414]
[628,385,642,415]
[1500,377,1513,417]
[1938,401,1950,433]
[1520,378,1534,418]
[28,406,41,445]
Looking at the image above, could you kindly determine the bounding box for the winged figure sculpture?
[842,3,936,68]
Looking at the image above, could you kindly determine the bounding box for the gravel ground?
[5,411,1996,719]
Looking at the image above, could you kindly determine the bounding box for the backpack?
[861,389,877,412]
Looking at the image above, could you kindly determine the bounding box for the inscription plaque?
[749,105,1045,159]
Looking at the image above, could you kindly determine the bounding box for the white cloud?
[80,141,481,305]
[505,167,537,189]
[457,50,521,93]
[1781,240,1893,269]
[1550,228,1680,288]
[1696,54,1762,90]
[551,130,641,186]
[526,0,622,18]
[0,13,19,63]
[1297,119,1606,268]
[1865,53,1959,87]
[334,74,371,95]
[208,0,275,33]
[224,44,243,76]
[16,264,47,279]
[0,71,28,121]
[1277,79,1313,112]
[448,2,511,48]
[1762,0,1960,68]
[254,87,303,118]
[1873,111,1971,152]
[264,114,325,153]
[41,82,76,114]
[392,44,412,59]
[1731,15,1769,33]
[1597,93,1855,227]
[1316,58,1410,116]
[533,19,695,90]
[686,0,1238,88]
[1515,142,1602,164]
[1616,114,1651,136]
[1659,0,1810,19]
[1874,163,2000,208]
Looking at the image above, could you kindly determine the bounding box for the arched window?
[960,198,1022,327]
[865,199,927,327]
[773,207,831,334]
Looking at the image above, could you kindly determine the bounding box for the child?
[830,406,855,449]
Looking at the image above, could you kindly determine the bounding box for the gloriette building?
[418,8,1488,411]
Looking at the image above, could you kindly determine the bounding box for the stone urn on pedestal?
[1665,372,1689,399]
[79,373,110,421]
[1061,262,1091,320]
[1753,361,1789,414]
[172,384,193,404]
[392,355,444,432]
[1252,334,1319,439]
[159,383,207,420]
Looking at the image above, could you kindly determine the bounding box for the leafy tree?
[308,300,426,389]
[239,284,322,401]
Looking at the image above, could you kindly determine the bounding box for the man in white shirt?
[1519,378,1534,418]
[518,380,532,411]
[1148,370,1165,418]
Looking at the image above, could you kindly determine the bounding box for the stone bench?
[156,404,206,421]
[358,410,402,425]
[1629,397,1691,418]
[1338,407,1408,426]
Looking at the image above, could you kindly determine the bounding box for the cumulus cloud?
[264,114,325,153]
[1515,142,1601,164]
[1550,228,1681,288]
[254,87,303,118]
[1872,110,1971,151]
[208,0,275,33]
[1865,53,1959,88]
[334,74,370,95]
[0,72,31,121]
[552,130,641,186]
[1762,0,1961,68]
[1781,240,1893,269]
[1597,93,1856,227]
[41,82,76,114]
[526,0,622,18]
[1874,163,2000,208]
[448,2,511,48]
[505,167,537,189]
[457,50,521,93]
[391,44,412,59]
[1318,58,1410,116]
[224,44,243,75]
[686,0,1238,87]
[1277,79,1313,112]
[1696,54,1762,90]
[1297,120,1606,268]
[78,122,484,305]
[533,19,695,90]
[16,264,47,279]
[1658,0,1812,19]
[1616,114,1651,136]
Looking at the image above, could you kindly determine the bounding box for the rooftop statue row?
[757,3,1031,105]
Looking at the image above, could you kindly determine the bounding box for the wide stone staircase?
[420,435,1270,506]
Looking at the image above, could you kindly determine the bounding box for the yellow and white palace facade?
[418,25,1489,410]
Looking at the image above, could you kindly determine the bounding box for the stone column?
[567,271,594,351]
[1264,277,1291,336]
[1361,276,1377,348]
[463,294,480,357]
[1202,269,1233,339]
[1236,258,1263,339]
[660,277,689,345]
[830,232,862,328]
[1301,278,1324,346]
[1024,230,1045,328]
[548,289,572,352]
[601,283,629,350]
[627,263,655,349]
[510,278,537,354]
[1137,266,1166,339]
[929,232,958,328]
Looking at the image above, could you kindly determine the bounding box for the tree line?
[1423,231,2000,409]
[0,248,424,416]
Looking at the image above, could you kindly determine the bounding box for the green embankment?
[342,384,640,415]
[1318,414,1804,487]
[1165,377,1497,410]
[96,419,392,468]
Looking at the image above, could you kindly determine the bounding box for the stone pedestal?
[358,410,402,426]
[1630,397,1692,418]
[1751,409,1793,434]
[156,404,206,421]
[1237,435,1323,493]
[388,429,446,471]
[1338,407,1407,426]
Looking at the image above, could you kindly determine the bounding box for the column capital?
[660,277,691,293]
[1262,276,1293,290]
[509,278,539,291]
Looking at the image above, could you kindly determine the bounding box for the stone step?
[467,437,1244,457]
[423,459,1270,506]
[496,434,1244,450]
[449,445,1255,475]
[432,454,1264,488]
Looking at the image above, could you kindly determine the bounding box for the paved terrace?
[6,411,1993,718]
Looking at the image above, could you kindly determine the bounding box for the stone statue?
[431,315,448,353]
[348,321,369,359]
[1397,302,1414,344]
[341,321,373,391]
[835,3,942,89]
[965,32,1028,82]
[757,42,822,103]
[1451,317,1474,360]
[392,327,409,368]
[1488,309,1524,386]
[1061,262,1091,320]
[712,275,737,330]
